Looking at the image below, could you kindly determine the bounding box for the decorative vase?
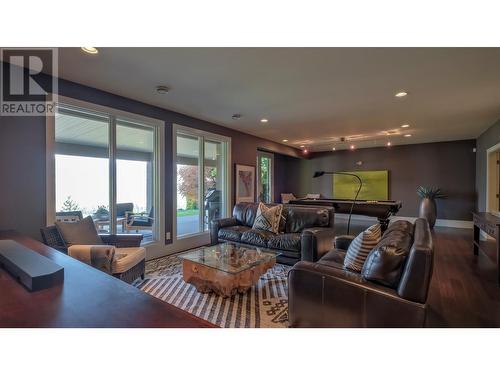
[419,197,437,229]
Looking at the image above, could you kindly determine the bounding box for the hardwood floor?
[425,227,500,327]
[337,220,500,327]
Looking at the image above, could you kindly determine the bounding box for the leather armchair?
[288,218,433,327]
[300,227,336,262]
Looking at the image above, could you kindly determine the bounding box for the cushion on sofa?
[343,224,382,272]
[361,225,413,288]
[55,216,103,247]
[218,225,251,242]
[268,233,301,252]
[285,206,330,233]
[252,203,283,234]
[278,206,288,233]
[318,249,347,270]
[241,229,276,247]
[233,203,258,227]
[384,220,414,237]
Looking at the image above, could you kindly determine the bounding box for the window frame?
[172,123,232,250]
[46,96,165,249]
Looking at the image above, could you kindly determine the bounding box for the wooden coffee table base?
[182,258,276,298]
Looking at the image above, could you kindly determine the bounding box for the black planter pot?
[419,197,437,229]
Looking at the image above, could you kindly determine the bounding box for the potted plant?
[417,186,446,229]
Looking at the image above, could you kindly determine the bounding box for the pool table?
[288,198,402,230]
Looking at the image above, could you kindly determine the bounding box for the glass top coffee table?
[178,242,280,298]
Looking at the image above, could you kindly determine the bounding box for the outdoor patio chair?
[125,207,154,233]
[55,210,83,223]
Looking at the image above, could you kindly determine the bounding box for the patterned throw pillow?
[343,224,382,272]
[252,203,283,234]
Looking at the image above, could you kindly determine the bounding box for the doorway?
[486,144,500,213]
[173,124,231,251]
[257,151,274,203]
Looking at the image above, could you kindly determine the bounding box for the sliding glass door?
[176,133,201,237]
[203,139,225,231]
[175,126,229,241]
[54,104,160,244]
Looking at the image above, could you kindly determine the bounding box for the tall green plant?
[416,186,447,200]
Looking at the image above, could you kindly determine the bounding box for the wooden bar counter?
[0,231,215,328]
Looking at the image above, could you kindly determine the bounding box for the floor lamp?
[312,171,363,235]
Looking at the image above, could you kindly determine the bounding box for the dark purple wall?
[282,140,477,221]
[0,67,302,240]
[0,115,47,238]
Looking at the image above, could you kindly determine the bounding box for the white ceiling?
[54,48,500,151]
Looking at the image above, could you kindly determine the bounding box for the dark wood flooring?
[336,220,500,327]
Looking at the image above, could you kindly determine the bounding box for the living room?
[1,2,499,375]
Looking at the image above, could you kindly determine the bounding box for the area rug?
[134,253,291,328]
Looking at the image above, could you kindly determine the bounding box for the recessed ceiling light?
[332,147,336,151]
[387,141,392,146]
[350,145,355,150]
[401,124,410,128]
[395,91,408,98]
[81,47,98,55]
[232,114,242,120]
[282,139,288,142]
[404,134,412,137]
[300,145,305,148]
[260,118,269,123]
[156,85,170,94]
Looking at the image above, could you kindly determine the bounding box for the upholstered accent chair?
[41,223,145,284]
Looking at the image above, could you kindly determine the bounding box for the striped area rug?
[134,253,291,328]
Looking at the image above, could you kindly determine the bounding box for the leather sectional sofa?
[288,218,434,327]
[210,202,335,265]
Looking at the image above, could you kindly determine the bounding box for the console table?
[0,231,216,328]
[472,212,500,285]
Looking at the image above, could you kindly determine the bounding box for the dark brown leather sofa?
[288,218,434,327]
[210,202,335,265]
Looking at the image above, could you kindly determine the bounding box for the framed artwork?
[235,164,256,203]
[333,170,389,200]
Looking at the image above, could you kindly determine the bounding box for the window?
[257,151,274,203]
[49,101,163,245]
[175,126,230,240]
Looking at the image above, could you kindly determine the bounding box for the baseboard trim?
[334,214,473,229]
[393,216,473,229]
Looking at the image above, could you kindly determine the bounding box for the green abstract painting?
[333,170,389,200]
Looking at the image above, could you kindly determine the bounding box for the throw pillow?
[252,203,283,234]
[343,223,382,272]
[278,206,288,233]
[55,215,103,247]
